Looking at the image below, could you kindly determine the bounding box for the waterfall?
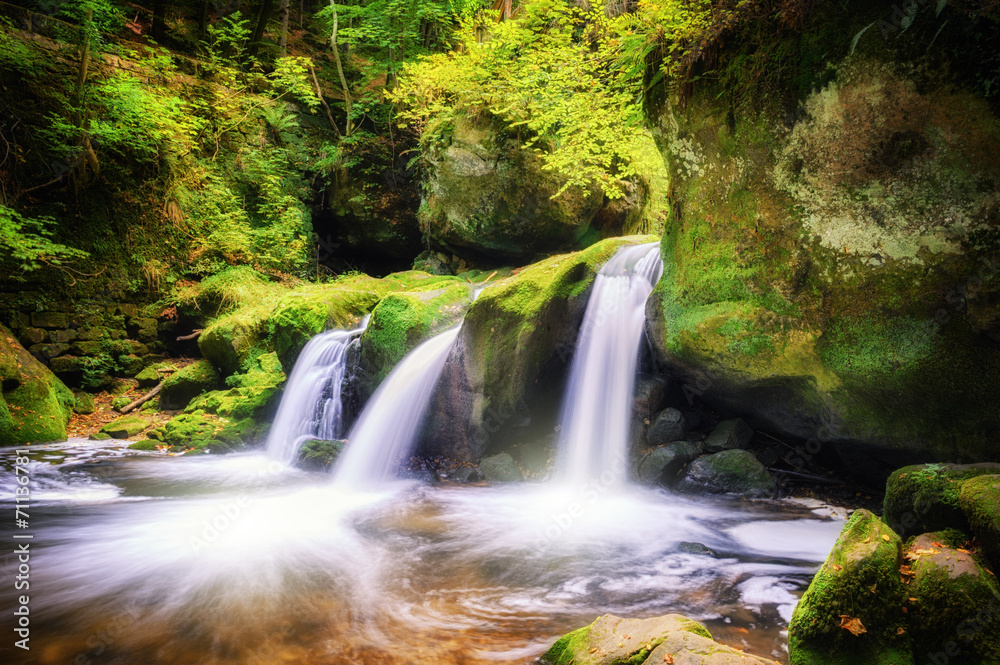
[265,319,368,465]
[554,242,663,485]
[332,326,460,489]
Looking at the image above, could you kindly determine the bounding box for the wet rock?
[883,463,1000,540]
[788,510,911,665]
[703,418,753,452]
[160,360,221,410]
[636,441,701,485]
[632,376,666,418]
[100,415,151,439]
[448,466,481,482]
[959,475,1000,570]
[540,613,779,665]
[678,541,717,557]
[295,439,346,472]
[646,407,686,446]
[675,450,776,498]
[906,532,1000,662]
[478,452,523,482]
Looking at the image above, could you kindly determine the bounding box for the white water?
[0,442,844,665]
[555,242,664,485]
[265,320,368,465]
[333,327,460,489]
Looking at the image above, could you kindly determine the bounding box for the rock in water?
[478,452,523,482]
[646,407,686,446]
[788,510,912,665]
[635,441,701,485]
[540,613,779,665]
[295,439,346,472]
[675,450,776,498]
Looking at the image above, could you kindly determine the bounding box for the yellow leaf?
[839,615,867,636]
[881,534,891,542]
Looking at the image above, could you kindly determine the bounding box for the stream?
[0,440,843,665]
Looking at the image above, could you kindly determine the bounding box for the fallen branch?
[769,468,844,485]
[120,382,162,414]
[176,329,202,341]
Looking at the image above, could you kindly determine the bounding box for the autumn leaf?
[897,627,906,636]
[881,534,891,542]
[839,615,867,636]
[663,654,674,664]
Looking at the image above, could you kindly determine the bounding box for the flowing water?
[555,242,663,484]
[265,320,368,464]
[0,442,843,665]
[333,327,460,489]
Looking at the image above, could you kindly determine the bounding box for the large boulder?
[100,415,151,440]
[645,9,1000,474]
[906,532,1000,662]
[159,360,220,410]
[675,450,776,498]
[478,452,523,482]
[788,510,912,665]
[540,613,779,665]
[423,236,658,462]
[883,463,1000,540]
[1,324,74,445]
[184,352,286,420]
[420,114,605,261]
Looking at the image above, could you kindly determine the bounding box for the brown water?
[1,442,843,665]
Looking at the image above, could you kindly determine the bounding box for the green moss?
[959,475,1000,570]
[884,463,1000,539]
[296,439,346,471]
[821,316,938,380]
[128,439,159,451]
[100,415,152,439]
[156,410,251,452]
[185,352,286,420]
[788,510,912,665]
[160,360,221,410]
[0,325,73,445]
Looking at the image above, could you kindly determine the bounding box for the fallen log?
[120,382,162,414]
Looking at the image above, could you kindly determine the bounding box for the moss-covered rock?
[111,396,131,411]
[883,463,1000,540]
[100,415,151,439]
[0,324,74,445]
[128,439,159,451]
[134,366,160,388]
[185,352,286,420]
[356,278,473,397]
[72,391,96,415]
[478,452,523,482]
[959,475,1000,571]
[540,613,778,665]
[675,450,776,498]
[636,441,701,485]
[425,236,658,461]
[420,113,605,261]
[788,510,912,665]
[645,26,1000,470]
[160,360,220,410]
[906,532,1000,662]
[153,410,254,452]
[295,439,346,472]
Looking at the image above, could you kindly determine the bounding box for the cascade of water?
[554,242,663,486]
[332,326,460,489]
[265,319,368,465]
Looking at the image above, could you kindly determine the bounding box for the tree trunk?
[151,0,167,41]
[278,0,290,54]
[197,0,209,40]
[247,0,275,60]
[329,0,352,136]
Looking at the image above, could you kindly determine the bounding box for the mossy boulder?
[959,475,1000,570]
[420,113,605,261]
[788,510,912,665]
[540,613,778,665]
[128,439,159,451]
[295,439,346,471]
[675,450,776,498]
[425,236,658,462]
[134,366,160,388]
[72,391,96,415]
[160,360,221,410]
[100,415,151,439]
[478,452,523,482]
[883,463,1000,540]
[0,324,74,445]
[645,37,1000,472]
[150,410,254,452]
[356,278,473,398]
[906,532,1000,662]
[636,441,701,485]
[185,352,286,420]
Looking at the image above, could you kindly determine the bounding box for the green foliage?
[392,0,677,198]
[270,57,321,112]
[201,12,253,68]
[0,206,90,276]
